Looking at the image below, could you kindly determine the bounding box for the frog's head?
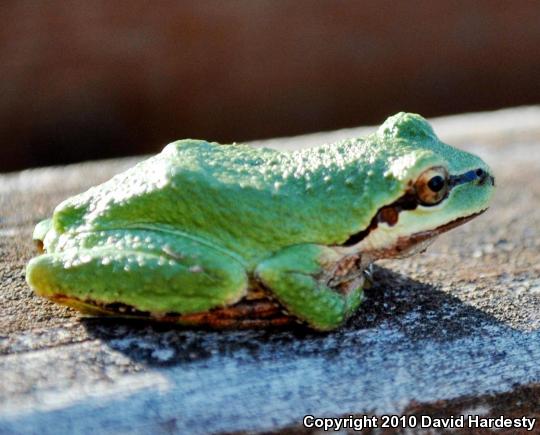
[341,112,495,259]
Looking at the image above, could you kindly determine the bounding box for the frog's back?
[52,138,402,263]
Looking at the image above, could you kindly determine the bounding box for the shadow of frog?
[80,265,514,368]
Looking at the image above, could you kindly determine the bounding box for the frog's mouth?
[344,205,486,249]
[364,209,486,259]
[341,167,493,248]
[342,193,418,247]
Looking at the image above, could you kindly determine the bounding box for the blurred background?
[2,1,540,172]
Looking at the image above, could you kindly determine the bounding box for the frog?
[26,112,495,331]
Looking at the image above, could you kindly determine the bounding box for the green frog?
[26,113,495,330]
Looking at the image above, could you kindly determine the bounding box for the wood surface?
[1,106,540,434]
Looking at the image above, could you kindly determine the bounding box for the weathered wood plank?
[1,106,540,434]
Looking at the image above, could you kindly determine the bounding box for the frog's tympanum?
[27,113,495,330]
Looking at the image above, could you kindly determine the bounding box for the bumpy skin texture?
[26,113,495,330]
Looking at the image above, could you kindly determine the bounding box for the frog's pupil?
[428,175,445,192]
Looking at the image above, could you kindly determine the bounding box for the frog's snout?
[473,168,495,187]
[449,167,495,188]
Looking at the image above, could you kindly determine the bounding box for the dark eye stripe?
[449,169,483,187]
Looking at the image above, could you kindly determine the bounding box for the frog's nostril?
[477,168,495,187]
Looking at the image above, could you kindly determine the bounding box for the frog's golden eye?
[414,166,449,205]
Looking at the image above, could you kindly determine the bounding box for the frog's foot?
[26,230,248,317]
[255,244,364,331]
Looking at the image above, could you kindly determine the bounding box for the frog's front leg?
[26,230,248,316]
[255,244,364,331]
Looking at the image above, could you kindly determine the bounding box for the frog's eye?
[414,167,449,205]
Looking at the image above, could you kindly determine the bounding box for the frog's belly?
[49,284,296,329]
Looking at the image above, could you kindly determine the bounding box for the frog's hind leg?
[26,230,248,318]
[255,244,364,331]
